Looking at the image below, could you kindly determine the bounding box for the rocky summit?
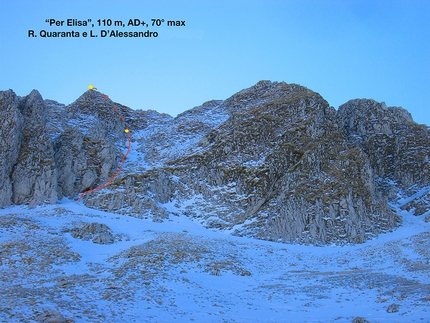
[1,81,429,245]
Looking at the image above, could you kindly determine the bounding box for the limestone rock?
[54,125,119,198]
[66,90,126,136]
[339,99,430,188]
[50,91,126,199]
[0,90,23,207]
[352,317,370,323]
[386,303,400,313]
[66,222,114,244]
[0,89,57,208]
[13,90,58,207]
[144,82,399,245]
[92,231,115,244]
[35,310,68,323]
[400,188,430,216]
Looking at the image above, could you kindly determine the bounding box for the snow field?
[0,199,429,322]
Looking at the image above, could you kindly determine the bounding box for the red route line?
[78,90,131,203]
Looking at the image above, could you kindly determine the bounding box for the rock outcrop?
[1,81,429,245]
[51,90,125,198]
[65,221,115,244]
[0,90,23,207]
[339,99,430,189]
[35,310,69,323]
[145,81,400,244]
[0,89,126,207]
[0,90,57,207]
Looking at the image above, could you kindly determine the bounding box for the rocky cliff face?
[1,81,429,244]
[0,90,57,207]
[339,99,429,189]
[52,90,124,198]
[0,90,23,207]
[0,90,124,207]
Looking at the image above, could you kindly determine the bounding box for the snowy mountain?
[0,81,429,322]
[1,81,429,244]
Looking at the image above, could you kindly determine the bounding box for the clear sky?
[1,0,429,125]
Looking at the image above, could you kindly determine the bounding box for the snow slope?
[1,199,429,322]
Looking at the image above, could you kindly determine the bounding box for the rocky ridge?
[1,81,429,245]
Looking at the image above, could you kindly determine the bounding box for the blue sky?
[1,0,429,125]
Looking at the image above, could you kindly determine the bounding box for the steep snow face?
[135,99,227,165]
[0,198,429,322]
